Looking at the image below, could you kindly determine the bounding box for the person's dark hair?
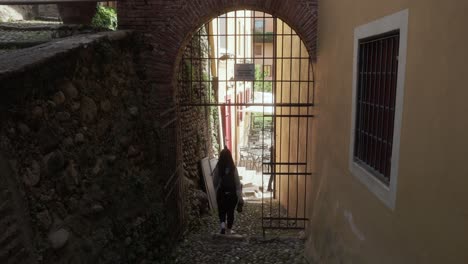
[218,147,235,179]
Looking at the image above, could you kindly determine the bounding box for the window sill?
[350,161,395,210]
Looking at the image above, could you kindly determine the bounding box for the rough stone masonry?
[0,31,184,263]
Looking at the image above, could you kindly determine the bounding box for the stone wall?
[0,31,178,263]
[176,25,215,227]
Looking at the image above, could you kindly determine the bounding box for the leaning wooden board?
[200,157,218,211]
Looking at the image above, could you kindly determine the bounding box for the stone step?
[237,167,246,180]
[244,185,260,192]
[237,166,246,175]
[243,186,261,198]
[211,233,247,242]
[245,170,257,178]
[240,181,256,189]
[245,185,263,197]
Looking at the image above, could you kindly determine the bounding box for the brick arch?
[118,0,318,91]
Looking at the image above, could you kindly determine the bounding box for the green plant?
[252,113,273,129]
[92,5,118,30]
[253,31,274,43]
[254,65,273,92]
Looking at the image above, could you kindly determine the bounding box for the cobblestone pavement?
[170,200,309,264]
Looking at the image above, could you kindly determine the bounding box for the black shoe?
[220,228,226,234]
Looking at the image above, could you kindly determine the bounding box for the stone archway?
[176,10,316,234]
[117,1,318,232]
[118,0,318,89]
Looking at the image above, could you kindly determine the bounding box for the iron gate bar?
[277,19,285,231]
[234,11,238,158]
[264,114,315,118]
[181,103,314,107]
[178,10,315,235]
[179,80,313,82]
[287,21,293,229]
[164,164,183,201]
[162,118,178,129]
[269,14,278,227]
[159,107,176,117]
[262,227,307,230]
[263,162,307,165]
[262,217,309,221]
[260,11,267,224]
[262,172,312,175]
[296,28,303,223]
[182,57,310,60]
[0,0,112,3]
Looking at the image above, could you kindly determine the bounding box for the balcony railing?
[253,31,274,43]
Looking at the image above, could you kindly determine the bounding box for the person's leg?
[217,191,227,234]
[267,173,274,191]
[226,193,238,233]
[267,161,275,191]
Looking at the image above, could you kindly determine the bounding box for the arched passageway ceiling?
[118,0,318,86]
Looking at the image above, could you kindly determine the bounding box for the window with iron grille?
[350,9,408,210]
[353,30,400,185]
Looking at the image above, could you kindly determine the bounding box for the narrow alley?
[0,1,467,264]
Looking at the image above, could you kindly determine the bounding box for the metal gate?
[177,10,315,235]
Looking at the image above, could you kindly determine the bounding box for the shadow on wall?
[305,159,368,263]
[0,152,36,263]
[0,32,178,263]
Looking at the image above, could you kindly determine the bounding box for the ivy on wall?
[92,5,118,30]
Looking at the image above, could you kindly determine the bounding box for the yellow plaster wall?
[305,0,468,263]
[275,20,314,221]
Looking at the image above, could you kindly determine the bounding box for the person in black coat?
[213,147,244,234]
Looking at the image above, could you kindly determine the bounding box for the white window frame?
[349,9,408,210]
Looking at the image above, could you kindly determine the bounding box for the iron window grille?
[353,30,400,185]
